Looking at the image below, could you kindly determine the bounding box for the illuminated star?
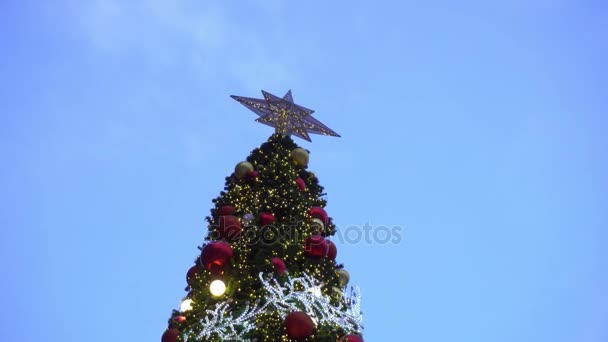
[230,90,340,142]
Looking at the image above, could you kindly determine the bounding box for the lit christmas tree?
[162,90,363,342]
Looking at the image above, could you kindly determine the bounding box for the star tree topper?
[231,90,340,142]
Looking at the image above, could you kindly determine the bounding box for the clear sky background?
[1,1,607,341]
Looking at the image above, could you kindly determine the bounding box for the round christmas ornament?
[259,212,276,226]
[295,177,306,191]
[161,328,180,342]
[284,311,315,339]
[186,266,200,286]
[234,161,254,179]
[217,205,236,217]
[209,279,227,297]
[201,241,233,272]
[310,218,325,233]
[291,148,309,166]
[327,240,337,260]
[340,334,364,342]
[217,215,242,240]
[248,170,260,179]
[180,298,194,312]
[242,213,255,225]
[172,315,186,324]
[271,257,286,274]
[337,268,350,287]
[309,206,329,225]
[304,235,329,258]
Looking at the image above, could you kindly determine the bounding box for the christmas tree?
[162,90,363,342]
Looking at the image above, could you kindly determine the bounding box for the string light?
[180,272,363,340]
[308,285,323,298]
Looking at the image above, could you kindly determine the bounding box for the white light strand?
[182,272,363,341]
[258,272,363,332]
[185,301,263,341]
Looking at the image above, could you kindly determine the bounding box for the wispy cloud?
[70,0,293,89]
[65,0,301,163]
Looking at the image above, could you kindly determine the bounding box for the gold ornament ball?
[337,269,350,287]
[291,148,309,166]
[311,218,325,233]
[235,161,254,179]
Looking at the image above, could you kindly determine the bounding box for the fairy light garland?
[180,272,363,341]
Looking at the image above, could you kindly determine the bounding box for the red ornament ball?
[217,205,236,217]
[161,328,180,342]
[309,207,329,225]
[173,315,186,323]
[186,266,200,286]
[295,177,306,191]
[248,170,260,179]
[304,235,329,258]
[217,215,241,240]
[327,240,337,260]
[340,334,364,342]
[284,311,315,339]
[271,257,286,274]
[201,241,234,272]
[259,212,276,226]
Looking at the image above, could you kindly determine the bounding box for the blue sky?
[1,0,607,341]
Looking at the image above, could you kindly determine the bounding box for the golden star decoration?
[231,90,340,142]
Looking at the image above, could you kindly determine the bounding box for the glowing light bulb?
[308,286,322,298]
[180,298,193,312]
[210,279,226,297]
